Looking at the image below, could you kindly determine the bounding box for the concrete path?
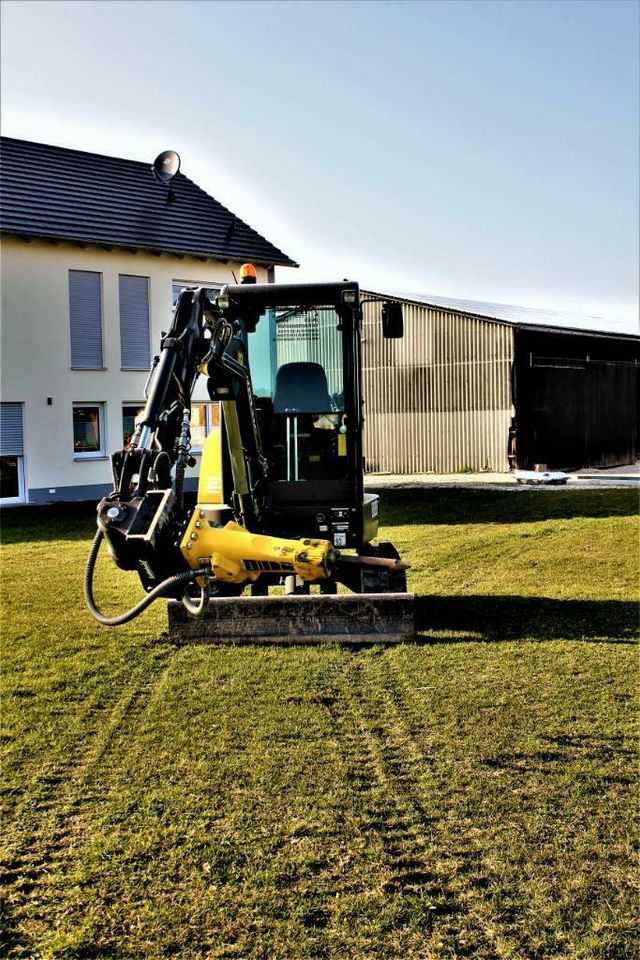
[365,465,640,491]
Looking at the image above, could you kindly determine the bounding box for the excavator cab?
[207,282,392,552]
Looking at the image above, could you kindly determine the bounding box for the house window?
[172,281,221,309]
[190,402,220,450]
[121,404,216,451]
[73,403,105,458]
[120,275,151,370]
[0,456,24,501]
[0,402,25,503]
[69,270,103,369]
[122,404,145,447]
[172,283,187,307]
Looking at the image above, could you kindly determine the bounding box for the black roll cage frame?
[217,281,365,541]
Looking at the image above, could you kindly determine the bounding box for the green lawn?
[1,489,638,960]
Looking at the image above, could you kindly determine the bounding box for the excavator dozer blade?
[168,593,415,645]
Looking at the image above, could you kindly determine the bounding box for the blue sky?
[1,0,638,328]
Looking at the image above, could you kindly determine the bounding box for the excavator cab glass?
[248,302,352,492]
[238,283,365,547]
[269,306,348,484]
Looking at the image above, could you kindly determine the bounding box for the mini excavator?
[85,266,414,643]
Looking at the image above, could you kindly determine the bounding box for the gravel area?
[365,466,640,491]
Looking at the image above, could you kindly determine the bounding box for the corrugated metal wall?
[361,295,514,473]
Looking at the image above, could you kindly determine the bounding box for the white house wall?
[0,237,269,502]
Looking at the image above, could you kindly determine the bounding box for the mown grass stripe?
[0,490,637,958]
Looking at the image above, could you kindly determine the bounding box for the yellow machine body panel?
[197,406,224,505]
[180,509,335,585]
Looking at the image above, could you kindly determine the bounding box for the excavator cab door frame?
[213,282,367,549]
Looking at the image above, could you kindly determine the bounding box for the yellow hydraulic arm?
[180,507,336,585]
[183,407,336,586]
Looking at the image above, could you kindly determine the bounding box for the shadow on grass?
[170,596,638,650]
[373,488,639,526]
[415,595,639,644]
[2,489,637,545]
[1,501,97,545]
[1,495,207,546]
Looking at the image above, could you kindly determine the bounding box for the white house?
[0,137,296,504]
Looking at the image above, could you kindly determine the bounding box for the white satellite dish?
[152,150,181,185]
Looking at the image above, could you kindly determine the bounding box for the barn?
[361,292,639,474]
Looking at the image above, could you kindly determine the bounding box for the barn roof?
[366,290,639,340]
[0,136,297,267]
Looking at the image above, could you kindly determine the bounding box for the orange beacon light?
[239,263,257,284]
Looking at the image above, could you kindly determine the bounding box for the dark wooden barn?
[511,325,639,471]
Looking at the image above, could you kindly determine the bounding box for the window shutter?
[120,276,150,369]
[0,403,24,456]
[69,271,103,368]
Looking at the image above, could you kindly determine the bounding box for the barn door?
[530,360,587,470]
[587,362,638,467]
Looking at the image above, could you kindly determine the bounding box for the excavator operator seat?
[273,362,332,414]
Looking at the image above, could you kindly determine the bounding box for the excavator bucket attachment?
[168,592,415,645]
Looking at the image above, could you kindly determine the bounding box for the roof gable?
[0,137,297,267]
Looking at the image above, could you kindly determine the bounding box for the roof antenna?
[231,269,238,283]
[151,150,180,203]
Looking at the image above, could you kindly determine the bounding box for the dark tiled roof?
[0,137,297,267]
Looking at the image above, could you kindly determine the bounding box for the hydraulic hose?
[84,529,208,626]
[180,578,210,618]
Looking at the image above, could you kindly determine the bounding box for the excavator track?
[168,592,415,645]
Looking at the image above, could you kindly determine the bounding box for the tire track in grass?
[380,652,639,960]
[366,653,511,958]
[317,655,461,945]
[0,644,175,958]
[322,652,503,959]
